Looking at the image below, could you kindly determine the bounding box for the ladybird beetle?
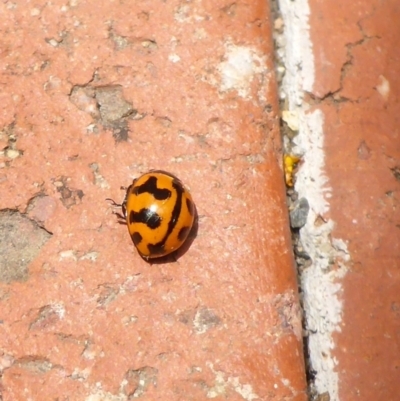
[109,170,195,260]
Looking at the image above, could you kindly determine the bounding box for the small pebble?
[290,197,309,228]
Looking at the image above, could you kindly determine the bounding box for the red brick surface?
[310,1,400,400]
[3,0,397,399]
[0,1,307,400]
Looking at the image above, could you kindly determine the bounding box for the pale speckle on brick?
[218,44,267,100]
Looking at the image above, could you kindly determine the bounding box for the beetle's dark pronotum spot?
[186,198,194,215]
[133,176,171,200]
[131,232,142,245]
[147,242,165,256]
[178,226,191,241]
[130,209,162,229]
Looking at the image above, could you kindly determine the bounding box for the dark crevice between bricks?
[271,0,316,399]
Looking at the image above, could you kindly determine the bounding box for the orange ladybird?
[110,170,195,260]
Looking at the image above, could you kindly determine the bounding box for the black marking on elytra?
[145,203,198,264]
[133,176,171,200]
[186,197,194,216]
[131,232,143,246]
[166,178,184,235]
[129,209,162,229]
[147,242,166,256]
[144,178,184,256]
[178,226,191,242]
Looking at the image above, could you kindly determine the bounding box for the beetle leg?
[106,198,121,207]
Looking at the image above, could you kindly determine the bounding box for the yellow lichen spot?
[284,154,301,187]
